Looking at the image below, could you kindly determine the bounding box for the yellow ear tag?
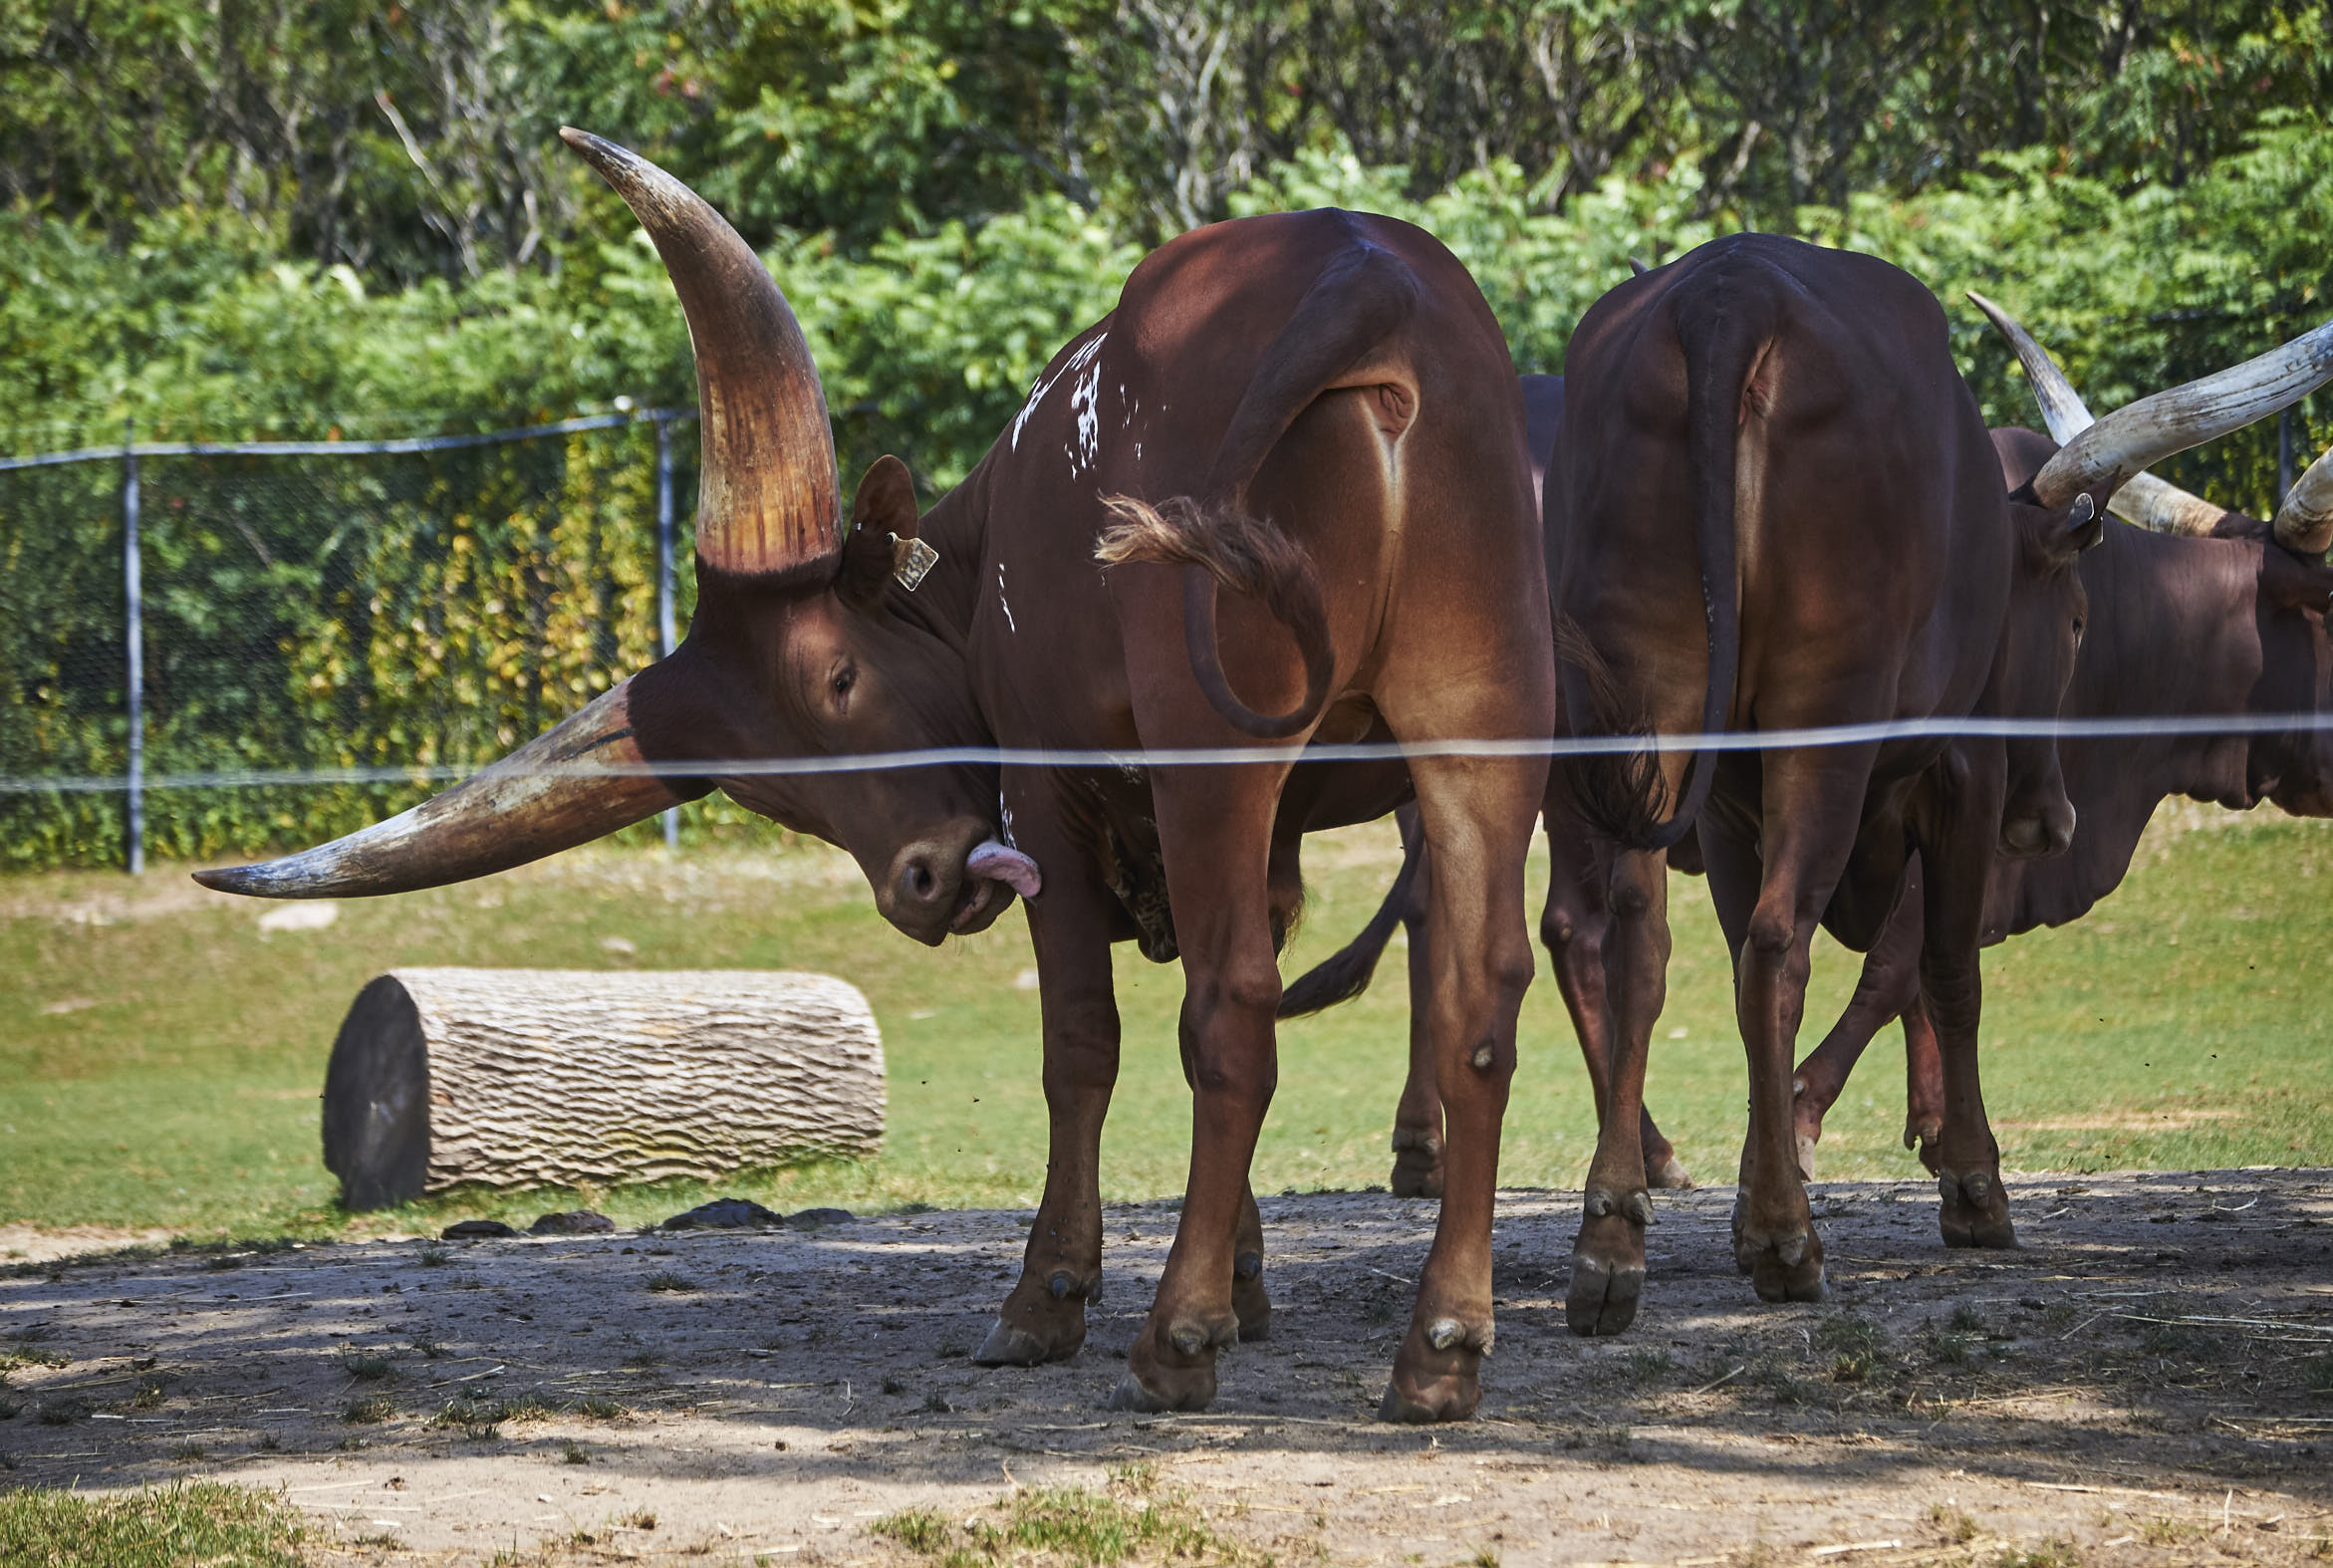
[892,535,939,591]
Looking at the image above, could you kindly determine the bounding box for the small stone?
[440,1219,517,1239]
[529,1210,616,1235]
[660,1198,785,1231]
[787,1207,855,1228]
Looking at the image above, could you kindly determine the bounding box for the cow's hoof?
[1390,1132,1445,1199]
[1938,1168,2016,1249]
[972,1319,1059,1367]
[974,1272,1091,1365]
[1380,1317,1486,1423]
[1112,1315,1230,1414]
[1738,1227,1826,1303]
[1232,1251,1271,1343]
[1907,1117,1944,1176]
[1567,1194,1650,1337]
[1646,1151,1695,1190]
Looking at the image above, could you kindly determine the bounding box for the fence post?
[123,418,144,876]
[654,410,679,850]
[2279,405,2295,510]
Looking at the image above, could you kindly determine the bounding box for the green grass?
[1,811,2328,1243]
[0,1481,306,1567]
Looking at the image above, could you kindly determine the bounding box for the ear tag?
[892,535,939,591]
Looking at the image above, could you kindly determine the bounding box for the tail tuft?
[1098,494,1336,740]
[1096,494,1315,605]
[1555,616,1676,850]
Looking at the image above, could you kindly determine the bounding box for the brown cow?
[195,131,1553,1421]
[1789,302,2333,1174]
[1296,277,2331,1340]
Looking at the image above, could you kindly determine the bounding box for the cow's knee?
[1179,962,1281,1103]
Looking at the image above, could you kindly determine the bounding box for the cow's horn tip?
[193,863,284,896]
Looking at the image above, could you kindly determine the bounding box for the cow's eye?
[2071,618,2085,644]
[830,664,857,706]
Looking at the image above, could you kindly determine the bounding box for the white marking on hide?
[996,561,1017,633]
[1068,353,1105,476]
[1011,331,1107,453]
[999,799,1018,848]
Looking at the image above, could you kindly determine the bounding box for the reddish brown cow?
[1789,304,2333,1174]
[196,131,1552,1421]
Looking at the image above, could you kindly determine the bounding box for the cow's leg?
[1729,749,1873,1304]
[1791,856,1925,1179]
[976,809,1123,1367]
[1375,748,1542,1421]
[1112,762,1290,1414]
[1901,1000,1945,1175]
[1565,841,1671,1335]
[1918,759,2015,1249]
[1544,819,1691,1190]
[1388,809,1445,1197]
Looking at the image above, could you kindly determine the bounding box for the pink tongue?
[965,840,1042,899]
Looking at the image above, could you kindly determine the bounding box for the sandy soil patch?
[3,1172,2329,1566]
[0,1225,178,1266]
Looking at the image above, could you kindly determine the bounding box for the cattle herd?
[195,131,2333,1424]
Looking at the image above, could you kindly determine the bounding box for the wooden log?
[322,967,884,1210]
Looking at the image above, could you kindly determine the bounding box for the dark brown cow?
[1789,303,2333,1174]
[1298,291,2333,1327]
[1297,235,2328,1337]
[196,131,1553,1421]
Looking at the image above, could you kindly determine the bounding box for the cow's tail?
[1097,230,1419,739]
[1277,806,1426,1019]
[1564,290,1764,851]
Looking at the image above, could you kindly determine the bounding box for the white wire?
[4,711,2329,795]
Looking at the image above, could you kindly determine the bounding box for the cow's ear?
[838,455,921,610]
[2023,490,2103,570]
[2262,549,2333,615]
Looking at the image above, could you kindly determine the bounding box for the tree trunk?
[323,967,885,1211]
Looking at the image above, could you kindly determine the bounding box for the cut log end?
[323,974,433,1210]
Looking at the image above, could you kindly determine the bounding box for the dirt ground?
[3,1172,2330,1566]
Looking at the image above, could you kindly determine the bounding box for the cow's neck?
[2011,525,2259,931]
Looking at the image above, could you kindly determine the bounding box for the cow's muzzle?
[881,823,1043,944]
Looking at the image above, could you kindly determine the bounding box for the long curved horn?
[2273,442,2333,555]
[561,128,840,581]
[1968,291,2231,536]
[2030,314,2333,512]
[192,680,682,898]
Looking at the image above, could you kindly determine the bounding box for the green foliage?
[6,4,2333,869]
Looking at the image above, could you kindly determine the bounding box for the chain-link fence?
[0,411,704,871]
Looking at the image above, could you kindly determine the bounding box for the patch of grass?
[0,1481,307,1566]
[1922,1326,1975,1368]
[875,1507,952,1554]
[643,1271,696,1293]
[1929,1504,1978,1543]
[417,1244,450,1267]
[1624,1348,1671,1383]
[1948,1302,1988,1334]
[2040,1301,2079,1331]
[5,821,2331,1238]
[340,1350,393,1381]
[409,1334,448,1359]
[0,1328,69,1373]
[35,1398,88,1426]
[1815,1314,1887,1384]
[340,1395,394,1424]
[882,1374,907,1395]
[167,1442,207,1461]
[560,1438,591,1464]
[2303,1352,2333,1392]
[1998,1540,2083,1568]
[2139,1516,2201,1545]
